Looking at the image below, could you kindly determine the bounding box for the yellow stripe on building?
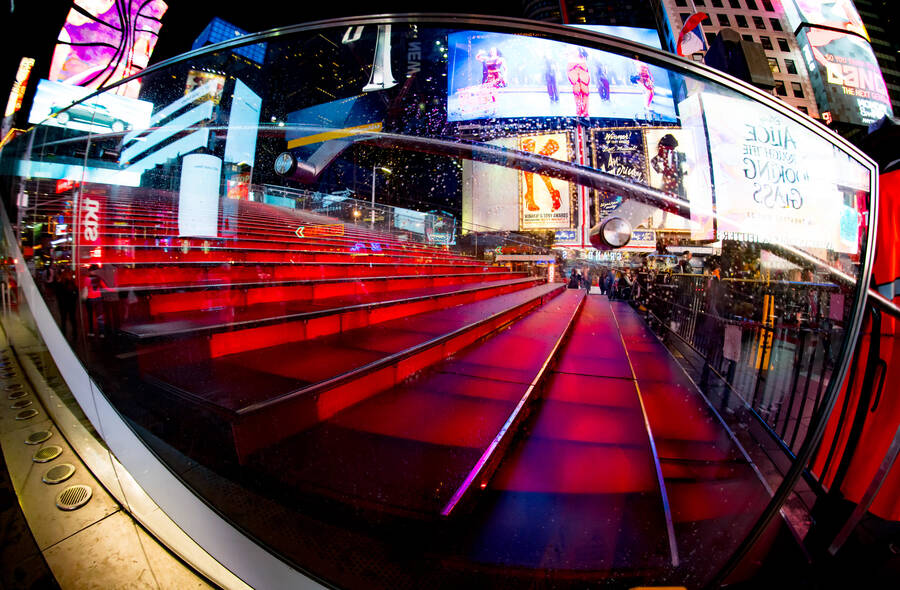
[286,122,383,149]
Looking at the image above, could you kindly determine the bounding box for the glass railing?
[0,15,877,589]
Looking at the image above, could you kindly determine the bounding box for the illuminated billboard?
[49,0,168,99]
[590,125,713,235]
[185,71,226,105]
[519,132,572,230]
[5,58,36,117]
[447,30,676,122]
[701,92,856,253]
[28,79,154,133]
[784,0,869,40]
[797,27,892,127]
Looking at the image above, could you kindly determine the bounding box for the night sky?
[1,1,525,104]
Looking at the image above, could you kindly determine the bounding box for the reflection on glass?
[0,18,874,590]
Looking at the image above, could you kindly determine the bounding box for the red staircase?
[35,188,775,581]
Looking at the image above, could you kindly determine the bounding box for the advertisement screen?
[701,92,855,253]
[519,132,572,230]
[461,137,520,233]
[49,0,168,99]
[28,79,154,133]
[5,57,35,117]
[224,79,262,166]
[185,71,226,105]
[447,30,676,122]
[797,27,892,127]
[644,127,705,232]
[785,0,869,40]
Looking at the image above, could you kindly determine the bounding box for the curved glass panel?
[0,16,876,588]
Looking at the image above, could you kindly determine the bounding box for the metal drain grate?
[1,372,16,378]
[15,408,39,420]
[33,445,63,463]
[25,430,52,445]
[56,484,91,511]
[4,383,22,391]
[7,390,27,400]
[43,464,76,485]
[10,399,32,410]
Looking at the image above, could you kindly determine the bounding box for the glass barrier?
[0,16,877,589]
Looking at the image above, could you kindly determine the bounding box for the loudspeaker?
[704,28,775,90]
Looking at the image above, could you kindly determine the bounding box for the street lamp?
[371,165,391,229]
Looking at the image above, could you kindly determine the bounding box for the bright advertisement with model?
[518,132,572,230]
[447,30,676,122]
[28,78,153,133]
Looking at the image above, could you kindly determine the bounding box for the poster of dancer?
[519,132,572,230]
[644,128,698,231]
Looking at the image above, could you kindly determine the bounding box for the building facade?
[656,0,819,117]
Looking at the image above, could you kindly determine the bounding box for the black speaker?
[704,28,775,91]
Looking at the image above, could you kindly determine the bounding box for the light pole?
[371,165,391,229]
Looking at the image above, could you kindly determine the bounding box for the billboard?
[49,0,168,99]
[447,30,676,122]
[185,71,226,105]
[224,79,262,166]
[701,92,856,253]
[797,27,892,127]
[519,132,572,230]
[784,0,869,40]
[5,58,35,118]
[28,79,154,133]
[461,137,520,233]
[644,127,704,232]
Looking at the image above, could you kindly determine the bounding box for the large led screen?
[701,92,858,254]
[28,79,154,133]
[447,30,676,122]
[49,1,168,99]
[798,27,892,127]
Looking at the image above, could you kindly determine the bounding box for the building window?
[774,80,787,96]
[770,18,783,31]
[692,53,704,62]
[760,36,773,50]
[681,12,691,23]
[675,0,688,6]
[705,32,717,45]
[695,0,705,5]
[718,13,730,26]
[753,16,766,29]
[702,13,713,25]
[785,59,798,74]
[746,0,757,8]
[798,106,808,114]
[729,0,741,7]
[762,0,773,10]
[791,82,804,98]
[742,34,754,42]
[768,57,780,73]
[736,14,748,28]
[777,38,790,51]
[711,0,723,7]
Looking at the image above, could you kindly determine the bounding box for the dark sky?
[1,1,525,107]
